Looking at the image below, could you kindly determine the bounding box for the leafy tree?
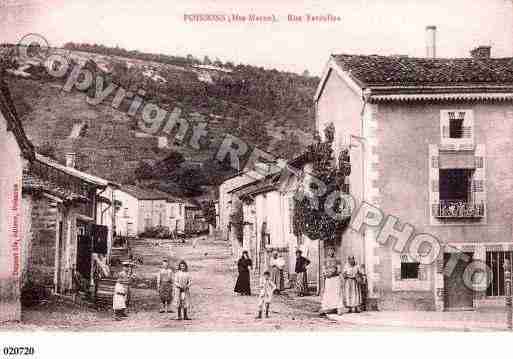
[134,161,155,180]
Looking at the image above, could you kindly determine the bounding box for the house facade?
[115,186,185,236]
[229,164,321,293]
[22,154,118,297]
[314,50,513,311]
[0,76,35,322]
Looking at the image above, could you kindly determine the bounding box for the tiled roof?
[120,185,183,202]
[230,173,283,199]
[332,54,513,89]
[22,169,88,202]
[35,153,116,188]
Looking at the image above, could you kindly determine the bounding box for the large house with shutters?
[315,48,513,311]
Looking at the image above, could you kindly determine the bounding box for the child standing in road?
[256,271,276,319]
[174,260,192,320]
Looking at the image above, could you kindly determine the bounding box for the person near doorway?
[294,249,310,296]
[320,246,342,316]
[234,250,253,296]
[270,251,285,294]
[157,259,174,313]
[255,270,276,319]
[343,256,362,313]
[174,260,192,320]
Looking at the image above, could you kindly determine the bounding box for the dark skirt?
[234,271,251,295]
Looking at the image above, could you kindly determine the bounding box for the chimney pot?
[470,46,492,59]
[425,25,437,58]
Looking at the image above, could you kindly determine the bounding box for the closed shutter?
[472,145,486,219]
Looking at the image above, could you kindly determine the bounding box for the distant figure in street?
[234,250,253,296]
[270,251,285,294]
[157,259,174,313]
[174,260,192,320]
[343,256,362,313]
[255,270,276,319]
[294,249,310,296]
[320,247,342,316]
[113,263,130,320]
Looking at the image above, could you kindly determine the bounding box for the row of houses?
[222,40,513,312]
[0,73,205,322]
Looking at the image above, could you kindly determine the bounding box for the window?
[439,169,473,203]
[401,262,420,279]
[123,207,129,217]
[440,110,473,147]
[486,251,513,297]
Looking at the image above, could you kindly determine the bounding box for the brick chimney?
[65,152,76,168]
[470,46,492,59]
[426,25,437,58]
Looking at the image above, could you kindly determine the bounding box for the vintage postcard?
[1,0,513,352]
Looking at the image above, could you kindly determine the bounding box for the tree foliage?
[293,122,351,241]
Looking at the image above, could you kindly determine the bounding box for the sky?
[1,0,513,75]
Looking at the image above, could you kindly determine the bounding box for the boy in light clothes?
[256,271,276,319]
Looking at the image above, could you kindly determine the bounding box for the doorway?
[444,252,474,310]
[76,221,92,281]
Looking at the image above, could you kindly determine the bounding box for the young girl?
[113,264,130,320]
[174,260,192,320]
[256,271,276,319]
[157,259,174,313]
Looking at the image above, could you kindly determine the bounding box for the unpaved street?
[3,237,343,331]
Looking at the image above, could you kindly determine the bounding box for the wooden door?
[444,252,474,310]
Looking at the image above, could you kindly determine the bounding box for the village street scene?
[4,0,513,338]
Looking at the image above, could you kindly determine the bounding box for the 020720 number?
[2,347,35,356]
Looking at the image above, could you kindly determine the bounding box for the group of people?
[112,259,193,321]
[320,248,366,316]
[234,247,366,318]
[234,249,312,319]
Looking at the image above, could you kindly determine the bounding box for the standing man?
[294,249,310,297]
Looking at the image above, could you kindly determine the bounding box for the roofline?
[0,75,35,160]
[35,153,108,188]
[369,92,513,103]
[314,56,364,102]
[116,186,182,201]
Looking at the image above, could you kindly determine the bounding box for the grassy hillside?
[3,43,319,197]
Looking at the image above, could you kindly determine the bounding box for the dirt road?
[2,236,434,331]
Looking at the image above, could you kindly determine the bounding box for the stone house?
[22,153,119,297]
[314,47,513,311]
[115,185,184,236]
[0,76,35,322]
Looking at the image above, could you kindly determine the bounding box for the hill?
[2,43,319,197]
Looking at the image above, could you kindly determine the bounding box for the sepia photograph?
[1,0,513,356]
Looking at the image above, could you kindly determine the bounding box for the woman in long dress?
[234,251,252,296]
[320,247,342,316]
[270,251,285,294]
[295,249,310,296]
[343,256,362,313]
[157,259,174,313]
[174,260,192,320]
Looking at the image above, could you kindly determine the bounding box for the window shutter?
[431,156,439,168]
[442,125,449,138]
[474,156,483,168]
[431,180,439,192]
[472,180,484,192]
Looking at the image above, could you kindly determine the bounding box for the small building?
[184,200,207,234]
[115,186,184,237]
[0,75,35,322]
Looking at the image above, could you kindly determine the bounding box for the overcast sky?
[1,0,512,75]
